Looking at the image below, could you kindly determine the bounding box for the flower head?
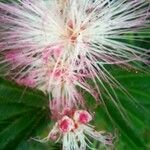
[0,0,149,107]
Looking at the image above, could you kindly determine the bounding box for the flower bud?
[58,116,74,133]
[74,110,92,124]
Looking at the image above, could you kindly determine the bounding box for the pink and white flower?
[0,0,149,106]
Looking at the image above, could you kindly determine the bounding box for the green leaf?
[0,78,48,108]
[111,69,150,125]
[100,68,150,149]
[0,78,50,150]
[0,103,33,121]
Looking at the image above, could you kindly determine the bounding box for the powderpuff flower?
[0,0,149,105]
[35,109,113,150]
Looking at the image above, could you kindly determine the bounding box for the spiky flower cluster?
[0,0,149,149]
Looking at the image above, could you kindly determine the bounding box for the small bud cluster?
[58,110,92,133]
[47,109,112,149]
